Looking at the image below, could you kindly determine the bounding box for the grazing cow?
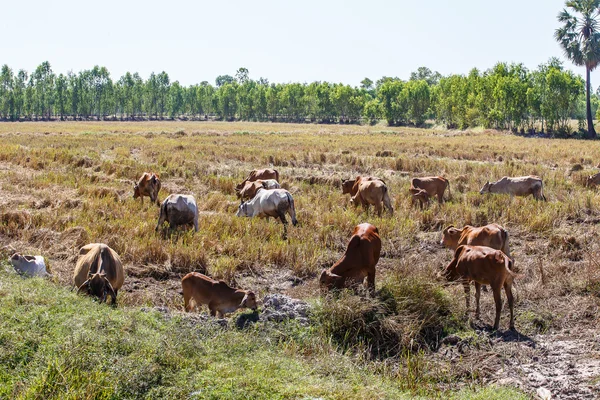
[479,176,546,201]
[320,223,381,293]
[156,194,199,235]
[133,172,161,205]
[441,224,511,259]
[410,188,430,209]
[341,176,384,197]
[350,179,393,216]
[73,243,124,305]
[237,179,281,202]
[439,245,515,330]
[182,272,257,317]
[236,188,298,237]
[235,168,280,192]
[586,172,600,187]
[410,176,450,203]
[10,253,51,277]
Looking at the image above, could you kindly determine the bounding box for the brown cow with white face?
[182,272,258,317]
[441,224,511,259]
[74,243,124,305]
[439,245,515,330]
[133,172,161,206]
[235,168,279,192]
[320,223,381,293]
[411,176,450,203]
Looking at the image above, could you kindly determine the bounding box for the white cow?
[156,194,199,235]
[10,253,52,277]
[480,176,546,201]
[236,188,298,237]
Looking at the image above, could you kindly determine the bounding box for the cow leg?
[505,282,515,330]
[278,212,289,239]
[437,192,443,204]
[216,310,224,319]
[367,271,375,295]
[184,291,192,312]
[463,282,470,315]
[375,202,383,217]
[209,307,216,317]
[492,286,502,330]
[474,282,481,319]
[111,290,118,307]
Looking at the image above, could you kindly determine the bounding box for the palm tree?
[556,0,600,138]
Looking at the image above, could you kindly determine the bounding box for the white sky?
[2,0,595,87]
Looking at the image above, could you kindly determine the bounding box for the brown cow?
[320,223,381,292]
[586,172,600,187]
[411,176,450,203]
[342,176,392,216]
[133,172,161,206]
[439,245,515,330]
[441,224,511,259]
[235,168,279,192]
[74,243,125,305]
[410,187,430,209]
[237,179,281,202]
[182,272,258,317]
[341,176,384,196]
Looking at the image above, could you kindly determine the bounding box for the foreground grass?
[0,269,527,399]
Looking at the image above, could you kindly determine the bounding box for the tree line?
[0,60,597,134]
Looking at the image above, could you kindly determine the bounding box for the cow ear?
[240,293,249,307]
[328,272,342,279]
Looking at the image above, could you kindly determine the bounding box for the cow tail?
[446,179,451,200]
[156,200,167,231]
[275,169,280,183]
[541,181,547,202]
[286,192,298,226]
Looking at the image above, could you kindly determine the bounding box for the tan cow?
[441,224,511,259]
[439,245,516,330]
[235,168,279,192]
[320,223,381,293]
[133,172,161,206]
[410,176,450,203]
[182,272,257,317]
[586,172,600,187]
[74,243,125,305]
[342,176,392,216]
[237,179,281,202]
[409,187,430,209]
[479,176,546,201]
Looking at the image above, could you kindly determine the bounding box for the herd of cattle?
[8,168,556,330]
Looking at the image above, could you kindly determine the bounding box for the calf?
[411,176,450,203]
[182,272,257,317]
[439,245,515,330]
[133,172,161,206]
[410,188,430,209]
[74,243,124,305]
[320,223,381,293]
[156,194,199,235]
[235,168,279,192]
[480,175,546,201]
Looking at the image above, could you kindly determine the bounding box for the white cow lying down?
[10,253,52,277]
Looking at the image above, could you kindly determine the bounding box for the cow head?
[78,271,115,303]
[133,184,140,199]
[479,181,491,194]
[341,179,356,194]
[240,291,258,311]
[236,202,249,217]
[440,226,461,248]
[411,189,430,208]
[319,269,343,291]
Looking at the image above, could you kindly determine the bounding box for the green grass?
[0,268,528,399]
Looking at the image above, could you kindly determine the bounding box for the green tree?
[0,65,14,120]
[555,0,600,138]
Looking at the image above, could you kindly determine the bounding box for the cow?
[341,176,384,197]
[235,168,280,192]
[133,172,161,206]
[410,176,450,203]
[410,188,430,209]
[73,243,124,305]
[439,245,515,330]
[237,179,281,203]
[441,224,511,259]
[319,223,381,293]
[156,194,199,235]
[182,272,257,317]
[9,253,51,277]
[586,172,600,187]
[236,188,298,237]
[479,176,546,201]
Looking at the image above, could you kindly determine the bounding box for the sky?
[1,0,595,87]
